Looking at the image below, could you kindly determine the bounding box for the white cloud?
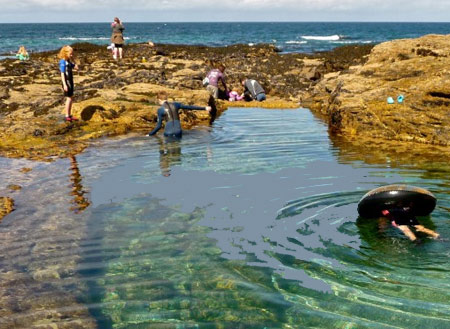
[0,0,448,21]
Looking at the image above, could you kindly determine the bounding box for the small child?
[228,87,244,102]
[16,46,29,61]
[58,45,79,122]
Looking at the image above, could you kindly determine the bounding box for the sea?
[1,22,450,56]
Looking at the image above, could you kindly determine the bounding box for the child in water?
[16,46,29,61]
[382,207,440,242]
[58,45,79,122]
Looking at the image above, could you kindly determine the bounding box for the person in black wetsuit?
[381,207,440,242]
[148,91,211,139]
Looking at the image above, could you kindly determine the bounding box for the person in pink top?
[204,64,228,99]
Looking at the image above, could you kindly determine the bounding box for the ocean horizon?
[1,21,450,55]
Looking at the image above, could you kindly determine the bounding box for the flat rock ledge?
[304,34,450,150]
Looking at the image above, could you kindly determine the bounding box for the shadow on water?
[156,136,182,177]
[81,195,292,329]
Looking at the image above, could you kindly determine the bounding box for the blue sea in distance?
[1,22,450,55]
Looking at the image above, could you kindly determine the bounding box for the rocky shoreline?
[1,35,449,220]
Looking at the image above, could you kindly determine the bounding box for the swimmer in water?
[148,91,211,139]
[381,207,440,242]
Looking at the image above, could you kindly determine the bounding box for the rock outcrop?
[1,36,448,163]
[1,42,324,161]
[304,34,450,150]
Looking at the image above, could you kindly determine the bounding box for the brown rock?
[305,34,450,150]
[0,196,14,220]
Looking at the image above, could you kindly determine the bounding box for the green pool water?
[0,108,449,329]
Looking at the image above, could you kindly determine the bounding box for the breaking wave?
[301,34,341,41]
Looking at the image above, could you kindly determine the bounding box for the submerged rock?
[0,196,14,220]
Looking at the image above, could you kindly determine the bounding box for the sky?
[0,0,449,23]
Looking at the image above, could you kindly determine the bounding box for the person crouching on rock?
[58,45,78,122]
[148,91,211,139]
[241,77,266,102]
[381,208,440,242]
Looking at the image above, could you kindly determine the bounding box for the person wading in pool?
[147,91,211,139]
[381,207,440,242]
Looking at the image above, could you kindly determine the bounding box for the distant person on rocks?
[16,46,29,61]
[241,77,266,102]
[204,64,228,100]
[111,17,125,60]
[148,91,211,139]
[58,45,79,122]
[381,207,440,242]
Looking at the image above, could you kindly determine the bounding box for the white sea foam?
[301,35,340,41]
[285,40,307,44]
[332,40,374,44]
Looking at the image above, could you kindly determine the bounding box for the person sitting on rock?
[16,46,29,61]
[381,207,440,242]
[148,91,211,139]
[241,77,266,102]
[205,64,228,100]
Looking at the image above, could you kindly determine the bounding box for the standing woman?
[59,46,78,122]
[111,17,125,60]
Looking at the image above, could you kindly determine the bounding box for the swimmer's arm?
[177,103,211,112]
[414,225,440,239]
[148,107,164,135]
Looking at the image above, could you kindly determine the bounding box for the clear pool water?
[0,108,449,329]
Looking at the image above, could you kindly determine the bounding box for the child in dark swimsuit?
[382,207,440,242]
[58,45,79,122]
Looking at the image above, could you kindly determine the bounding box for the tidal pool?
[0,108,449,329]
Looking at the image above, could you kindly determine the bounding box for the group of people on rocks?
[55,16,267,127]
[203,64,266,102]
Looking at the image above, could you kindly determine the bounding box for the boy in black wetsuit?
[382,208,440,242]
[148,91,211,139]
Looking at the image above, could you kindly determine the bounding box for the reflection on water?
[0,108,449,328]
[156,136,182,177]
[69,155,91,212]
